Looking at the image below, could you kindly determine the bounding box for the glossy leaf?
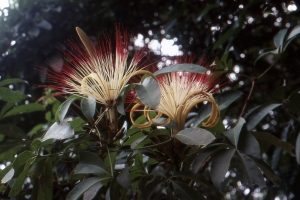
[252,131,294,154]
[55,95,78,123]
[136,76,161,108]
[154,64,207,76]
[80,96,96,122]
[296,132,300,164]
[116,165,131,188]
[12,151,35,170]
[223,117,245,147]
[274,29,287,50]
[0,124,26,139]
[117,83,135,115]
[83,182,103,200]
[238,130,261,158]
[287,24,300,40]
[67,177,109,200]
[0,78,27,87]
[171,181,206,200]
[131,129,170,149]
[74,151,109,175]
[42,122,74,141]
[210,149,235,189]
[1,166,14,184]
[237,152,266,187]
[1,103,45,119]
[193,90,242,127]
[0,87,27,102]
[246,103,281,131]
[175,127,215,146]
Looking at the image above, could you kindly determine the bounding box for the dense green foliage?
[0,0,300,199]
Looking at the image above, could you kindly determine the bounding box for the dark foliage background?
[0,0,300,199]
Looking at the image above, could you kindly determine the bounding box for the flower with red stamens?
[44,25,153,108]
[131,55,225,131]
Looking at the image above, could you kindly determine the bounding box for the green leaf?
[193,90,242,127]
[0,87,27,102]
[42,122,74,141]
[223,117,245,147]
[141,179,164,200]
[0,102,15,117]
[213,27,240,50]
[210,149,235,189]
[171,181,206,200]
[12,151,35,170]
[246,103,281,131]
[116,166,131,188]
[250,156,280,186]
[123,132,146,146]
[117,83,135,115]
[252,131,294,154]
[74,151,110,175]
[238,130,261,158]
[175,127,215,146]
[274,29,287,50]
[0,78,27,87]
[236,152,266,187]
[9,159,34,197]
[36,159,53,200]
[0,124,26,139]
[154,64,207,76]
[1,103,45,119]
[55,95,78,123]
[0,144,24,162]
[67,177,110,200]
[1,165,14,184]
[83,182,103,200]
[172,171,210,186]
[287,25,300,40]
[131,129,170,149]
[296,132,300,165]
[136,76,161,109]
[80,96,96,122]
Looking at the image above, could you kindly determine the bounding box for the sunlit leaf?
[80,96,96,122]
[0,87,27,102]
[74,151,109,175]
[136,76,161,108]
[42,122,74,141]
[246,103,281,131]
[236,152,266,187]
[154,64,207,76]
[55,95,78,123]
[210,149,235,189]
[175,127,215,146]
[223,117,245,147]
[67,177,110,200]
[1,103,45,119]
